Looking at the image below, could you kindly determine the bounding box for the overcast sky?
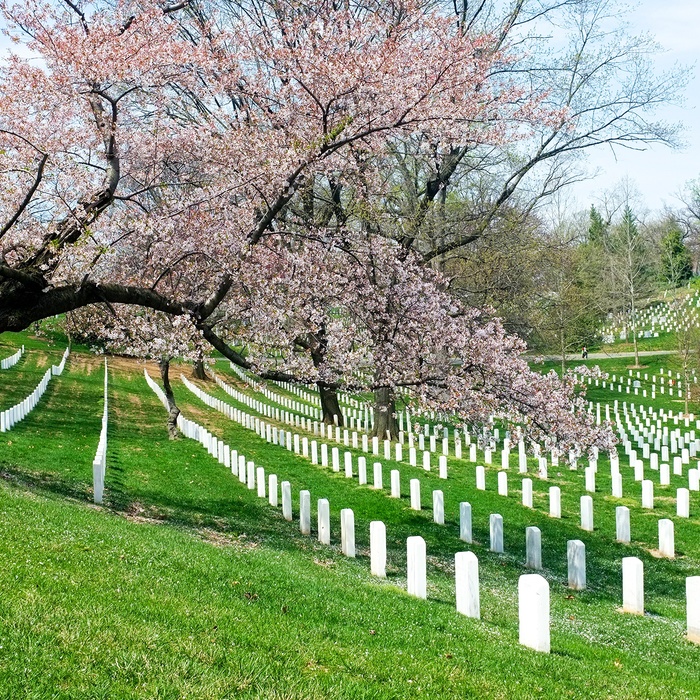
[571,0,700,214]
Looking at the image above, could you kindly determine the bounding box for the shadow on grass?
[0,458,330,560]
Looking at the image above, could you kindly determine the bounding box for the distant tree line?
[439,181,700,367]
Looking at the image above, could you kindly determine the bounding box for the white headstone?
[410,478,421,510]
[317,498,330,545]
[390,469,401,498]
[522,478,533,508]
[549,486,561,518]
[300,490,311,535]
[501,449,509,470]
[498,471,508,497]
[246,461,255,490]
[658,518,675,558]
[341,508,355,557]
[282,481,292,521]
[407,536,427,599]
[268,474,278,507]
[358,456,367,485]
[585,466,596,493]
[518,574,550,653]
[622,557,644,614]
[455,551,480,619]
[332,447,340,472]
[687,576,700,643]
[373,462,383,490]
[616,506,630,543]
[567,540,586,590]
[642,479,654,509]
[476,466,486,491]
[490,513,504,553]
[370,521,386,578]
[433,490,445,525]
[526,526,542,570]
[256,467,266,498]
[459,502,472,543]
[519,449,528,473]
[612,473,623,498]
[674,456,683,476]
[580,495,593,531]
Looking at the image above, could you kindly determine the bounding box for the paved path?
[536,350,677,362]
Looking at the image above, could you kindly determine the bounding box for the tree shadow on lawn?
[1,462,688,617]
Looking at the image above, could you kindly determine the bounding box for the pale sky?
[571,0,700,214]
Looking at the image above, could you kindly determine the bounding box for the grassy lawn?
[0,333,699,698]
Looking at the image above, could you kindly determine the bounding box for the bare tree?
[671,299,700,416]
[389,0,686,263]
[603,205,656,367]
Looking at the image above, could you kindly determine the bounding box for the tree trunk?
[560,328,566,376]
[373,386,399,440]
[318,381,343,426]
[193,358,207,380]
[159,358,181,440]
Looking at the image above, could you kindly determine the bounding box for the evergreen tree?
[660,222,693,288]
[588,205,607,244]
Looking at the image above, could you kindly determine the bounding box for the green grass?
[0,334,699,698]
[536,355,698,414]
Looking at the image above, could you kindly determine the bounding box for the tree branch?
[0,153,48,241]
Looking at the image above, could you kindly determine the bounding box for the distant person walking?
[582,346,588,359]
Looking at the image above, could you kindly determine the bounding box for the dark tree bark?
[372,386,399,440]
[192,358,207,380]
[318,381,343,426]
[293,324,344,427]
[159,357,181,440]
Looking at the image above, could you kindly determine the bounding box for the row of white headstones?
[231,367,700,568]
[210,367,698,553]
[233,361,461,436]
[0,347,107,503]
[601,293,700,340]
[230,362,377,432]
[216,369,698,512]
[0,347,69,432]
[217,369,527,467]
[198,369,692,561]
[3,349,695,653]
[92,359,108,504]
[584,374,688,400]
[172,369,700,653]
[0,345,24,370]
[214,371,453,460]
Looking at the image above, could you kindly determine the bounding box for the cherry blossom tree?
[216,231,614,451]
[68,304,204,438]
[0,0,554,332]
[0,0,616,450]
